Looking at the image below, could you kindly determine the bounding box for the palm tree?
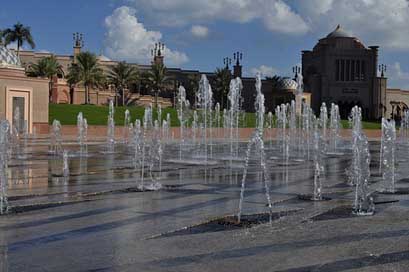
[146,62,170,108]
[26,56,63,101]
[186,73,200,107]
[107,62,139,106]
[0,29,4,45]
[3,22,35,55]
[66,51,105,104]
[213,67,231,109]
[266,75,283,89]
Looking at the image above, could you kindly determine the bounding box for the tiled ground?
[1,137,409,271]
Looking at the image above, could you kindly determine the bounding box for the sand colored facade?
[0,48,49,134]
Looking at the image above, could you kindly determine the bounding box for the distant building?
[0,46,49,134]
[17,34,306,113]
[302,25,386,119]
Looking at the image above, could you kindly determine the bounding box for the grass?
[340,120,381,130]
[49,104,180,126]
[49,104,381,129]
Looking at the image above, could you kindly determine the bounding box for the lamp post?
[223,57,231,70]
[292,66,301,80]
[233,52,242,65]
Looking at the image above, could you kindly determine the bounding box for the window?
[335,60,340,81]
[361,60,366,81]
[346,60,350,81]
[335,59,366,82]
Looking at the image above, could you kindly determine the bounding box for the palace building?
[14,35,306,114]
[302,24,409,120]
[5,26,409,126]
[0,46,49,134]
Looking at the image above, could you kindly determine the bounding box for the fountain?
[157,105,162,127]
[301,102,313,159]
[227,77,243,159]
[352,132,374,215]
[215,103,220,139]
[177,85,190,160]
[0,120,10,214]
[192,110,198,146]
[62,150,69,178]
[196,75,213,163]
[380,118,396,193]
[77,112,87,155]
[295,69,304,115]
[319,102,328,149]
[161,113,171,142]
[312,120,324,200]
[132,119,142,169]
[238,74,273,224]
[345,106,375,215]
[123,109,131,144]
[288,100,297,157]
[267,112,273,148]
[106,100,115,153]
[276,103,289,163]
[140,106,153,190]
[50,119,63,155]
[148,120,163,187]
[223,108,229,135]
[347,106,363,186]
[400,109,409,142]
[328,103,341,154]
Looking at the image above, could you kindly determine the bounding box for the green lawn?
[49,104,180,126]
[49,104,381,129]
[340,120,381,130]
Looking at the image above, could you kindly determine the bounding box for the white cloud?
[250,65,279,78]
[297,0,409,50]
[120,0,409,50]
[130,0,309,35]
[190,25,209,38]
[103,6,189,66]
[387,62,409,89]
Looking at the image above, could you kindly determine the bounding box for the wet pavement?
[1,136,409,271]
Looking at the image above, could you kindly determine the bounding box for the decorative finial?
[379,64,387,77]
[292,65,301,79]
[223,57,232,69]
[234,51,243,65]
[73,32,84,47]
[152,42,165,58]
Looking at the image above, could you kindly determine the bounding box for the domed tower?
[302,25,383,119]
[0,46,22,69]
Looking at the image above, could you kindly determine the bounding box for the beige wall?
[0,67,49,132]
[385,89,409,118]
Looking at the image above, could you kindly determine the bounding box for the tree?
[3,22,35,55]
[266,75,283,89]
[0,29,4,45]
[146,63,170,108]
[107,62,139,106]
[66,51,105,104]
[186,73,200,107]
[213,67,231,109]
[26,56,63,101]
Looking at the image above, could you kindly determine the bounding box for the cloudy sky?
[2,0,409,88]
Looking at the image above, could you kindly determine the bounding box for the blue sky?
[2,0,409,88]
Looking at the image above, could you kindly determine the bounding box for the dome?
[97,54,111,62]
[0,46,21,68]
[277,77,297,91]
[326,25,352,38]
